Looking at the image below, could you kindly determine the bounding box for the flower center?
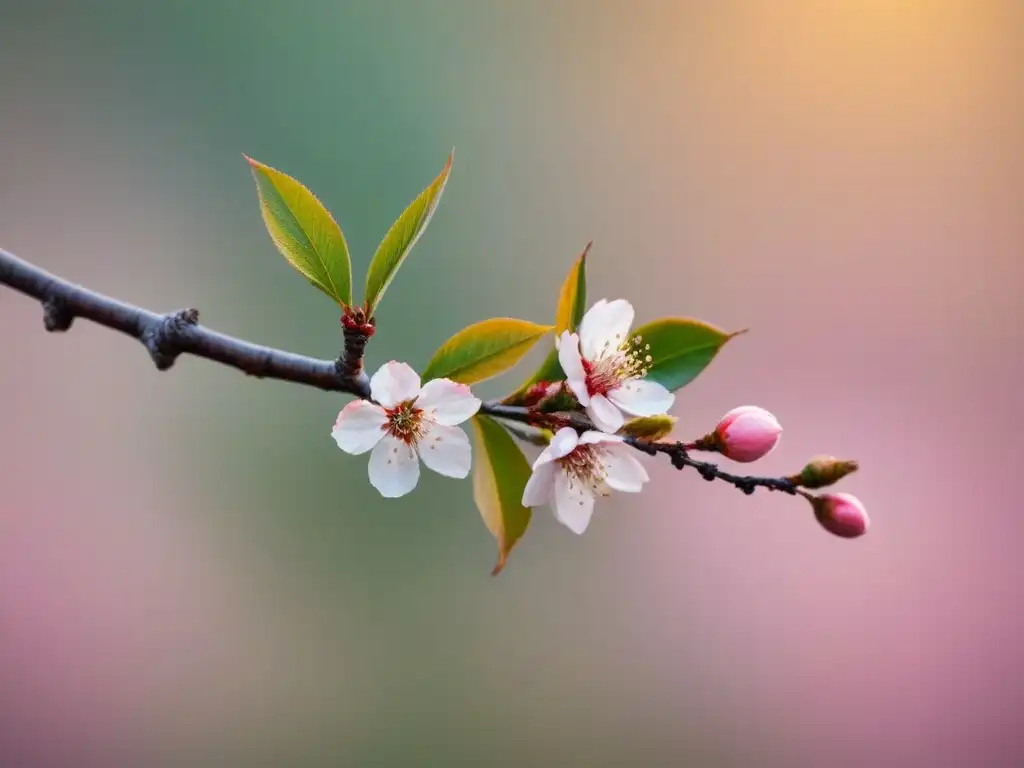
[583,334,652,396]
[384,399,425,445]
[557,444,607,494]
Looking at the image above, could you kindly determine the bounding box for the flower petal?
[533,426,579,468]
[576,299,606,360]
[331,400,388,455]
[521,462,557,507]
[552,470,596,534]
[607,378,675,417]
[370,361,422,408]
[418,422,472,479]
[578,430,624,446]
[579,299,634,361]
[586,393,624,434]
[416,378,481,426]
[557,331,590,406]
[601,443,649,493]
[368,435,420,498]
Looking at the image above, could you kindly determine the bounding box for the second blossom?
[558,299,674,433]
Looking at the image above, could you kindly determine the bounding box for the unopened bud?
[810,493,870,539]
[710,405,782,462]
[791,455,859,489]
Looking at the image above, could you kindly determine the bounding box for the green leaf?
[505,244,590,402]
[422,318,553,385]
[620,414,677,441]
[470,415,533,575]
[364,150,453,315]
[245,155,352,307]
[634,318,745,392]
[555,241,590,334]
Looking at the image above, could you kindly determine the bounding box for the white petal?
[331,400,388,455]
[601,443,649,493]
[368,435,420,498]
[533,427,579,468]
[521,462,557,507]
[579,299,634,360]
[370,361,421,408]
[557,331,590,406]
[576,299,607,359]
[607,378,675,417]
[586,393,624,434]
[416,378,481,426]
[578,430,624,446]
[553,470,597,534]
[418,422,472,479]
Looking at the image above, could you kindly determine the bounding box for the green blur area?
[1,2,706,765]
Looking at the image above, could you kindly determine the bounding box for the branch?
[0,246,801,497]
[626,438,799,496]
[0,247,370,397]
[483,402,799,497]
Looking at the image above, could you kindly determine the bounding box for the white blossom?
[332,361,481,498]
[558,299,674,433]
[521,427,650,534]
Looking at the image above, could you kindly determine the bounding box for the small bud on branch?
[808,492,870,538]
[790,455,859,489]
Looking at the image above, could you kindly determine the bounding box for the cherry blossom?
[558,299,674,433]
[332,361,481,497]
[521,426,650,534]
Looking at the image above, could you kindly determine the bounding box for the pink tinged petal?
[368,435,421,498]
[552,470,597,534]
[416,378,481,426]
[601,443,649,492]
[607,378,675,417]
[331,400,389,455]
[533,427,580,469]
[586,393,624,434]
[418,423,472,479]
[370,361,422,408]
[579,298,634,360]
[557,332,589,406]
[521,462,557,507]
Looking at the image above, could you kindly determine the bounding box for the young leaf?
[422,318,553,385]
[245,156,352,307]
[364,150,453,315]
[633,318,745,392]
[470,415,533,575]
[554,241,590,334]
[620,414,677,441]
[505,243,590,401]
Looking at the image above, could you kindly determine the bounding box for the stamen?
[384,399,426,445]
[584,332,653,395]
[556,443,608,489]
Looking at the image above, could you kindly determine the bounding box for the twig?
[0,246,370,396]
[625,438,799,496]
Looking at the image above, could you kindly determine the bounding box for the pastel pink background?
[1,2,1020,765]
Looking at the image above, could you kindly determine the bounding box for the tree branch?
[0,246,370,396]
[626,438,799,496]
[0,246,801,497]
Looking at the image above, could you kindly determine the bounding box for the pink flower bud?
[713,405,782,462]
[811,493,870,539]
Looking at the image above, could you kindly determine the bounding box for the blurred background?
[1,1,1020,765]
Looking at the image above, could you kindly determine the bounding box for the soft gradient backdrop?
[1,1,1020,766]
